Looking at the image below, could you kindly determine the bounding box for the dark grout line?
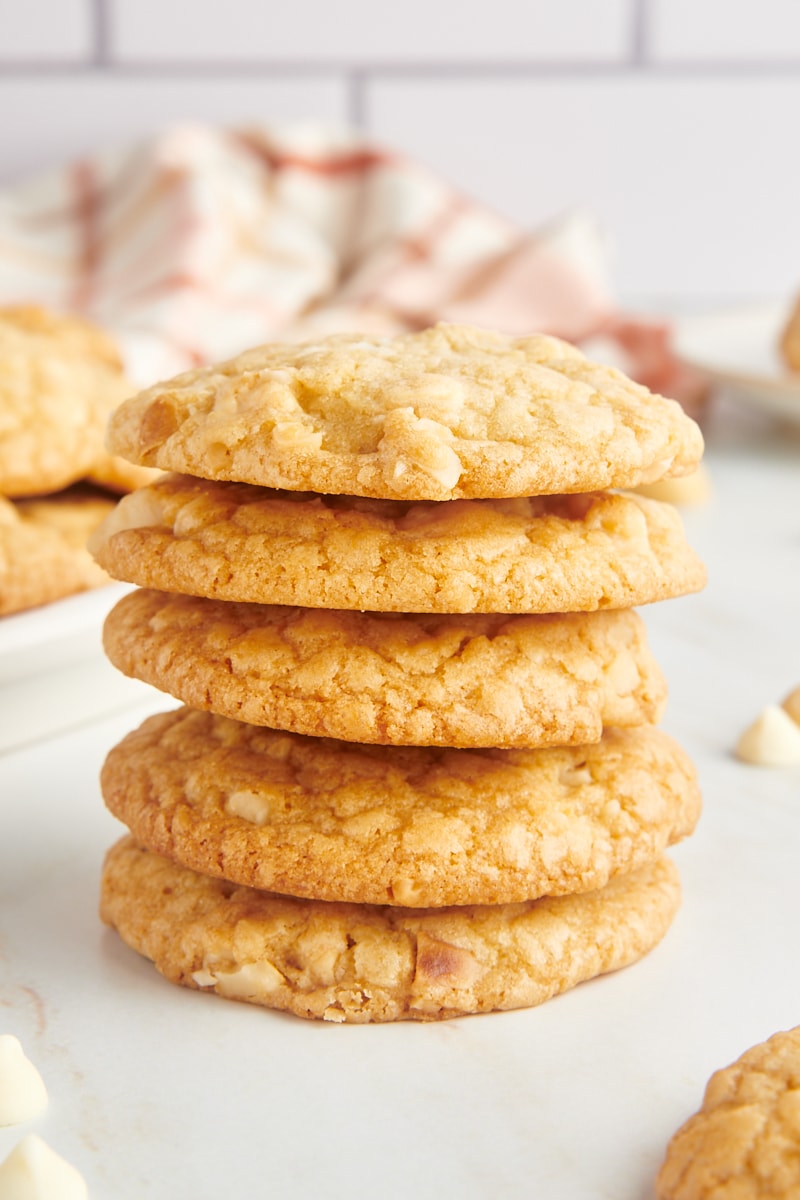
[347,71,367,130]
[91,0,110,65]
[631,0,648,65]
[0,60,346,75]
[2,58,800,78]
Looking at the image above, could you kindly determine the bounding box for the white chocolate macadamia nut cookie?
[657,1025,800,1199]
[105,324,704,501]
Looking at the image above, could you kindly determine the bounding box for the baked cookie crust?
[105,324,704,501]
[657,1025,800,1199]
[101,708,700,906]
[90,474,707,614]
[102,591,667,748]
[100,837,681,1023]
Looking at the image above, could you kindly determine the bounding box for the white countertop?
[1,392,799,1200]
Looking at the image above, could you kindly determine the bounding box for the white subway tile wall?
[370,75,800,300]
[650,0,800,62]
[0,77,349,179]
[1,0,799,301]
[109,0,633,64]
[0,0,91,61]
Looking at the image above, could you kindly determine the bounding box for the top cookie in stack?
[93,323,706,1023]
[103,323,702,501]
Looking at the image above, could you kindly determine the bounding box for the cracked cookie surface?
[100,836,681,1022]
[105,323,704,501]
[657,1026,800,1199]
[90,474,707,613]
[102,708,700,906]
[102,590,667,748]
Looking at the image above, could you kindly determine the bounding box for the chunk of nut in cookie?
[196,959,286,999]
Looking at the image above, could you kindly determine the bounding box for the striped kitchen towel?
[0,121,705,414]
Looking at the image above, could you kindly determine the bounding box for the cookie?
[102,591,667,748]
[89,474,707,614]
[634,463,712,508]
[656,1025,800,1199]
[782,685,800,726]
[0,305,133,497]
[100,836,681,1023]
[105,324,704,501]
[779,295,800,371]
[0,490,113,616]
[88,450,162,495]
[101,707,700,906]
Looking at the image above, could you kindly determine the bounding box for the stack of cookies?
[91,324,706,1023]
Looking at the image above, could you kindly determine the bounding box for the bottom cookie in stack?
[98,708,700,1022]
[101,838,680,1024]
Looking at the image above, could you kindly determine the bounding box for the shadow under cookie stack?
[91,323,706,1024]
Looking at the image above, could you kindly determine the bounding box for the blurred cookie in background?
[87,448,162,495]
[779,294,800,371]
[656,1025,800,1199]
[0,487,114,616]
[0,305,134,498]
[0,304,160,618]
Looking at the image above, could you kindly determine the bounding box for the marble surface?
[1,391,799,1199]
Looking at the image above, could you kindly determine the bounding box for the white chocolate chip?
[171,495,213,537]
[559,763,593,787]
[86,486,166,554]
[0,1135,88,1200]
[210,961,285,999]
[378,408,463,493]
[190,968,218,988]
[0,1036,48,1126]
[735,705,800,767]
[271,421,323,451]
[226,789,272,825]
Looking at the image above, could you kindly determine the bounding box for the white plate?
[0,583,154,752]
[0,582,133,685]
[675,301,800,423]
